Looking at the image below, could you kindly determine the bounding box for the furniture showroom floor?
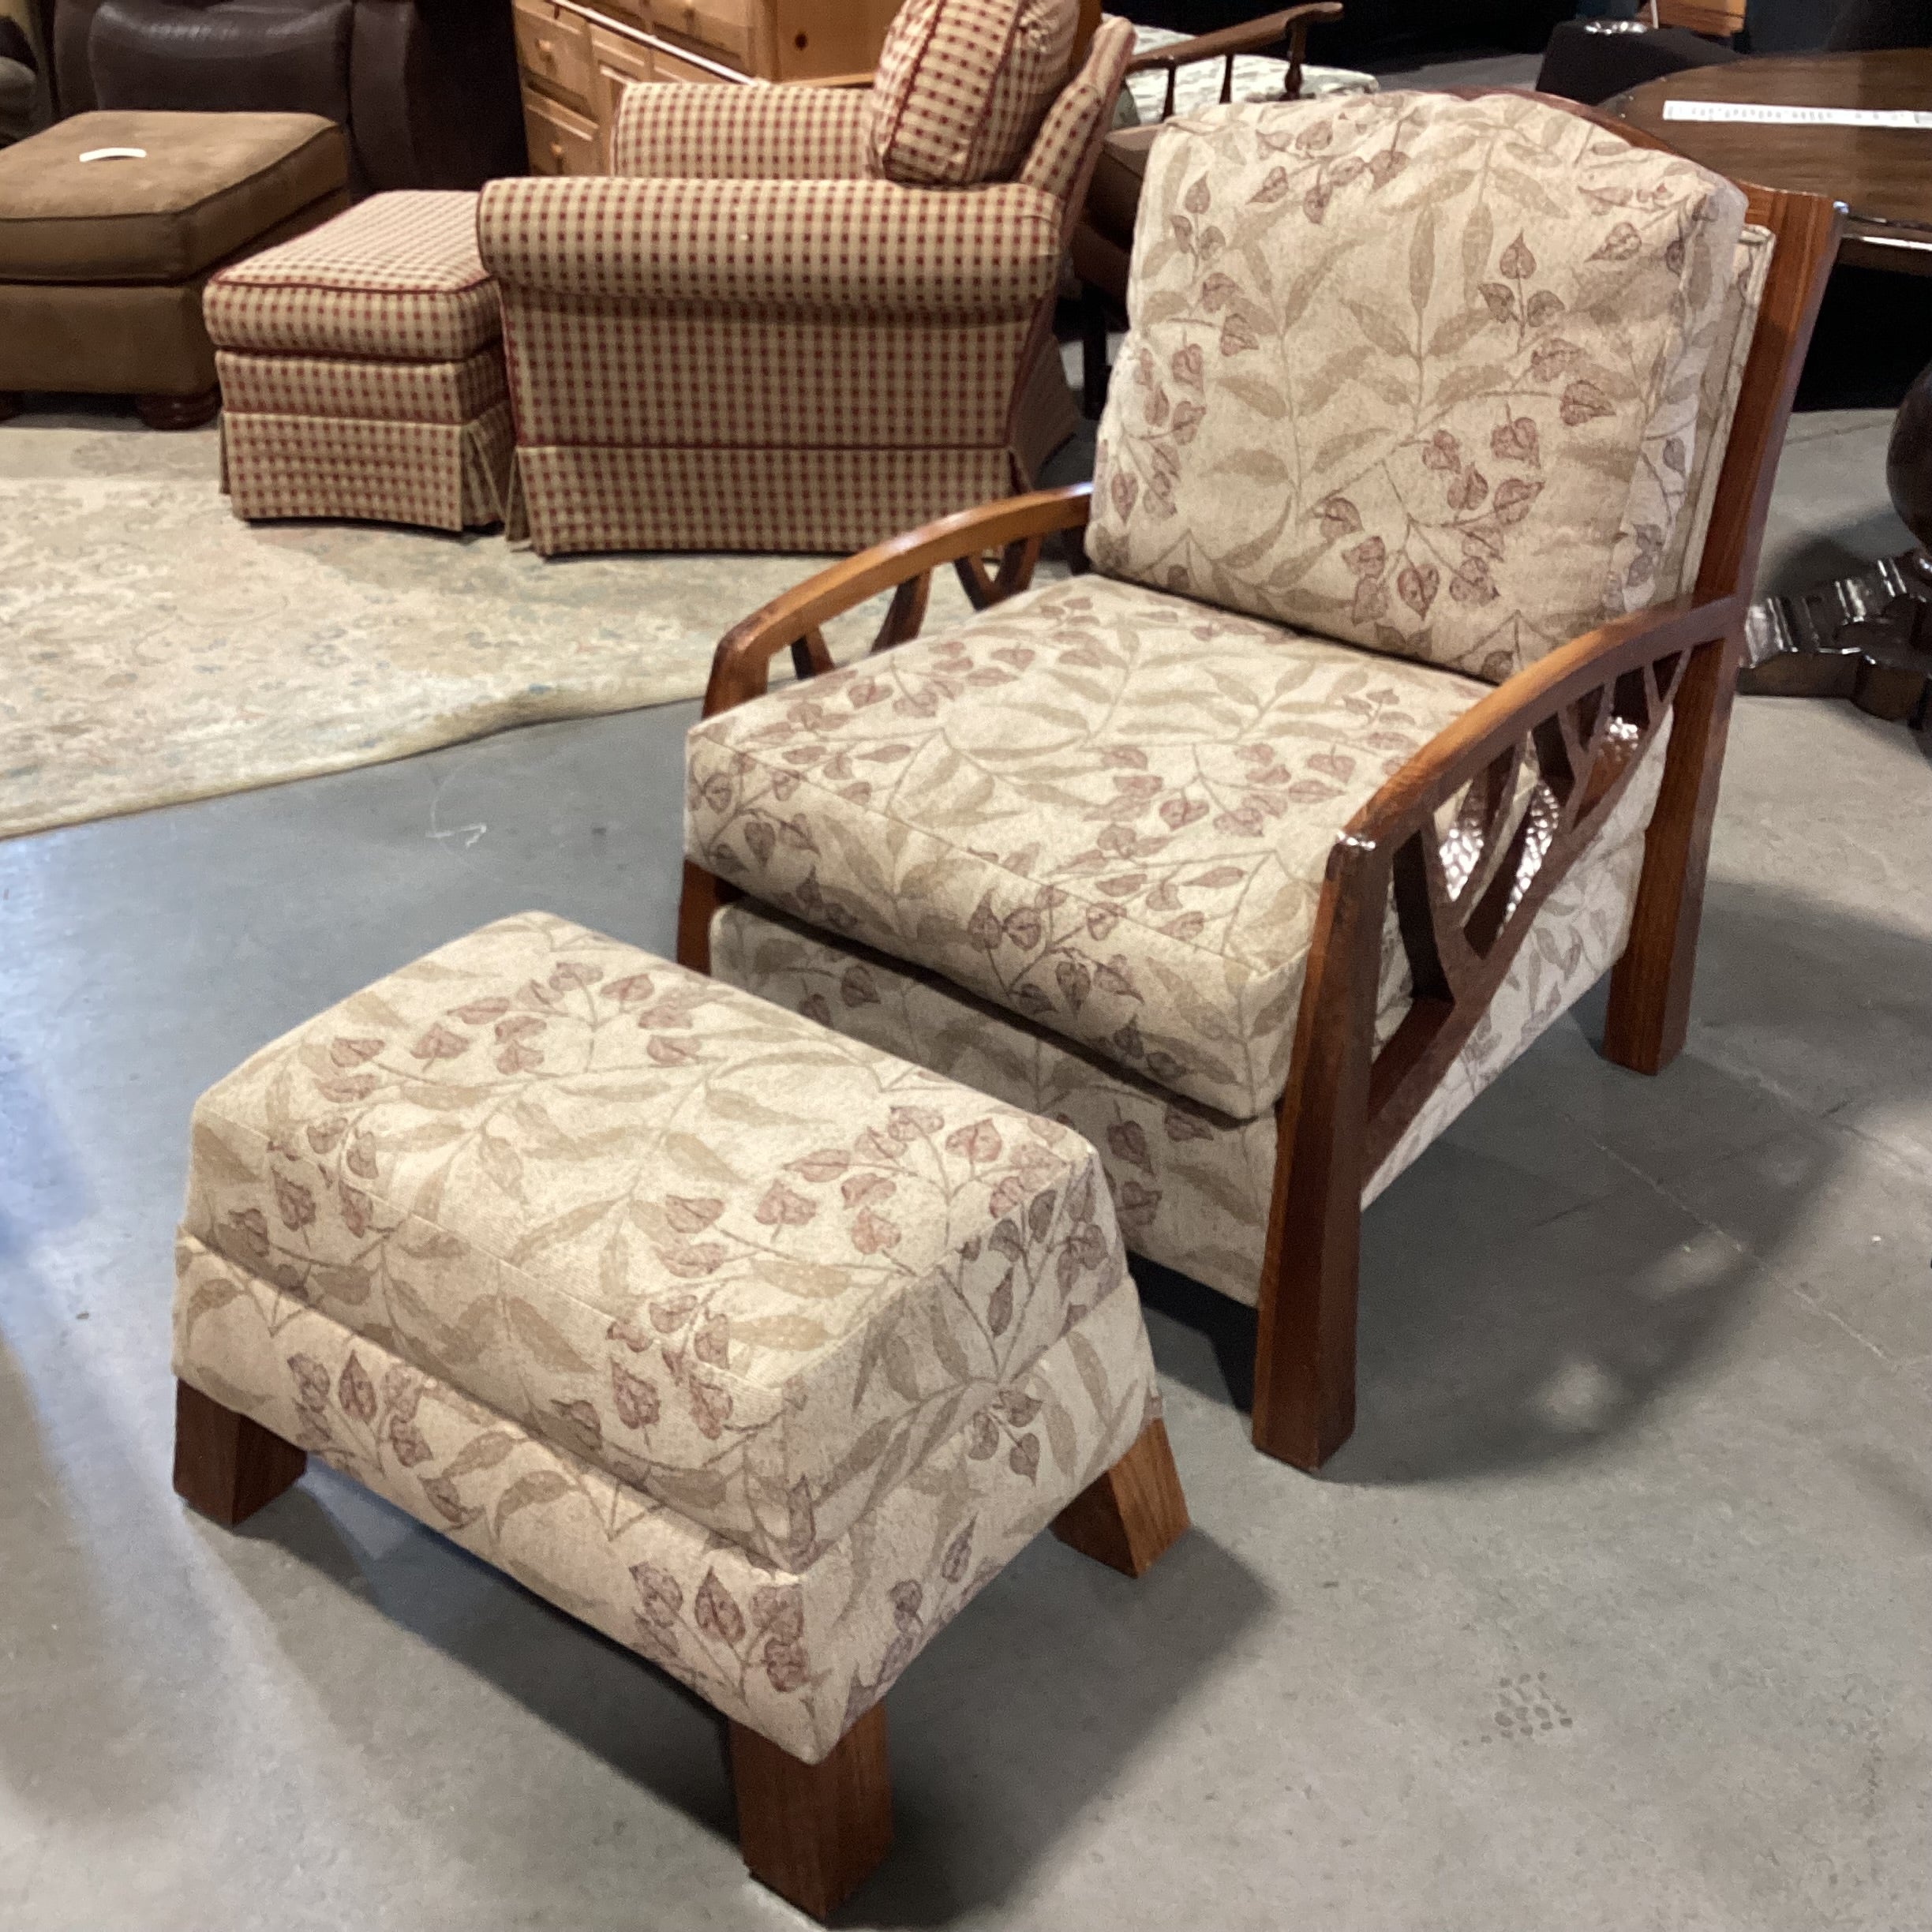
[3,404,1929,1930]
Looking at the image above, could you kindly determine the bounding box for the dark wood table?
[1613,50,1932,728]
[1613,49,1932,276]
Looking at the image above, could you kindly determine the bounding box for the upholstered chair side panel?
[1657,225,1774,601]
[1017,15,1137,213]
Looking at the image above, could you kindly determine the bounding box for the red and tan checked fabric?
[1019,17,1136,211]
[487,17,1125,556]
[501,305,1032,449]
[610,82,872,181]
[513,444,1016,556]
[478,174,1061,321]
[215,346,507,426]
[205,192,499,364]
[869,0,1077,189]
[223,401,514,532]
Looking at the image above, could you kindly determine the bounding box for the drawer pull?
[536,35,554,54]
[550,140,564,159]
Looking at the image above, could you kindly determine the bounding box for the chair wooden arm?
[1125,3,1345,115]
[702,485,1094,715]
[1252,590,1741,1465]
[1314,591,1742,1176]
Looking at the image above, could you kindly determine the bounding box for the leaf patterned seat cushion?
[177,912,1136,1575]
[1085,91,1749,683]
[685,573,1500,1121]
[709,707,1665,1308]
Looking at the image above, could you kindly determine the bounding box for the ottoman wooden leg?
[137,386,221,432]
[173,1380,306,1527]
[729,1703,893,1919]
[1050,1417,1189,1578]
[0,392,20,423]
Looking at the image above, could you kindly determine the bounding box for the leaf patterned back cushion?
[1086,92,1749,683]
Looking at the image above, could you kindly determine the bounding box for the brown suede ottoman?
[0,110,348,428]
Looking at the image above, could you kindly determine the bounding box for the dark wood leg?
[1051,1416,1189,1575]
[677,859,728,975]
[1248,846,1383,1471]
[1601,634,1739,1076]
[0,391,21,423]
[173,1380,306,1527]
[729,1703,893,1920]
[1080,282,1111,420]
[137,386,221,431]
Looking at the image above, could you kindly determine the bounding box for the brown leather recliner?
[51,0,523,192]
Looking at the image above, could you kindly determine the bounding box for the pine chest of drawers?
[514,0,902,174]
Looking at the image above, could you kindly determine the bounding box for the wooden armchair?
[1123,2,1344,120]
[678,91,1840,1472]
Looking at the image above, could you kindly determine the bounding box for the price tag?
[1661,101,1932,129]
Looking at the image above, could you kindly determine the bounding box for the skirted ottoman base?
[170,912,1186,1918]
[206,191,513,531]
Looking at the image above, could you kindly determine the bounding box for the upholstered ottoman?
[204,190,512,531]
[0,110,347,427]
[170,912,1185,1918]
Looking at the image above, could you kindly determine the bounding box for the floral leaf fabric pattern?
[1653,225,1773,604]
[173,1234,1159,1765]
[1085,92,1748,682]
[178,913,1129,1574]
[685,575,1493,1121]
[710,723,1668,1305]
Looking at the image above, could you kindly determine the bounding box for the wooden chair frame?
[678,99,1843,1472]
[1123,2,1346,121]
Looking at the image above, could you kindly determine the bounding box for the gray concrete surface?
[2,406,1929,1931]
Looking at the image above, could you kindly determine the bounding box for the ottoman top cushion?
[180,914,1129,1573]
[0,110,346,285]
[204,190,498,362]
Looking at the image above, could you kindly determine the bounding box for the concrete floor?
[3,403,1930,1930]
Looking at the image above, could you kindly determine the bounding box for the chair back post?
[1074,0,1101,60]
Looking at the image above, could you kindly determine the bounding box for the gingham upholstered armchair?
[477,2,1136,556]
[676,91,1840,1470]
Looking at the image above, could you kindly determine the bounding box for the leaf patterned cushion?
[1086,92,1748,683]
[711,717,1665,1309]
[179,913,1131,1574]
[867,0,1079,189]
[684,575,1495,1121]
[176,1231,1158,1765]
[1657,224,1773,601]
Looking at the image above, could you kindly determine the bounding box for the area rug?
[0,414,998,841]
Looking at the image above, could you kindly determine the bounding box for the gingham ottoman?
[170,913,1186,1919]
[204,190,512,531]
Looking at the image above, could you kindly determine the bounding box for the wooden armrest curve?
[1299,592,1744,1174]
[702,485,1093,716]
[1345,593,1741,852]
[1124,2,1344,72]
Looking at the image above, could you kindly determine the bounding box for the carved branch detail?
[1361,627,1702,1174]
